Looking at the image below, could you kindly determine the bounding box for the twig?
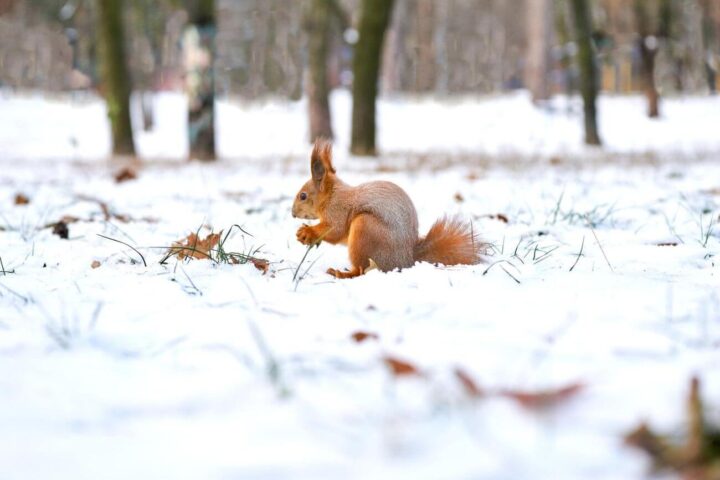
[96,234,147,267]
[569,236,586,272]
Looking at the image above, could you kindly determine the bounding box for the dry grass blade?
[96,234,147,266]
[586,215,613,272]
[293,228,330,283]
[454,367,484,398]
[0,256,14,275]
[569,236,586,272]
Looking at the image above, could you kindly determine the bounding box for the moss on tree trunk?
[350,0,395,156]
[97,0,135,156]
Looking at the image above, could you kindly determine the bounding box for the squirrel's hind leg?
[327,213,383,279]
[327,266,363,279]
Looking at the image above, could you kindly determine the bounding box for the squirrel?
[292,140,484,279]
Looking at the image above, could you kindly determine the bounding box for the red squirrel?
[292,140,484,279]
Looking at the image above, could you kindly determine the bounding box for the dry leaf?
[14,193,30,205]
[454,367,484,398]
[114,166,138,183]
[624,377,720,478]
[501,382,584,410]
[91,260,101,269]
[52,221,69,239]
[383,355,422,377]
[170,231,222,260]
[351,331,379,343]
[250,257,270,274]
[454,192,465,203]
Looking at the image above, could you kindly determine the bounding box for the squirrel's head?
[292,139,336,220]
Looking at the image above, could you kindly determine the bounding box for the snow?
[2,89,720,161]
[1,89,719,479]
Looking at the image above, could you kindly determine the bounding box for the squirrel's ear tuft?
[311,138,335,188]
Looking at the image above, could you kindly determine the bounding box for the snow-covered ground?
[2,89,720,161]
[1,90,719,480]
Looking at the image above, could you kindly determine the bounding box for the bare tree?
[184,0,216,161]
[700,0,717,94]
[569,0,601,145]
[305,0,334,142]
[97,0,135,156]
[350,0,395,156]
[634,0,661,117]
[526,0,554,103]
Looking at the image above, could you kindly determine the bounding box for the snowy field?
[1,91,719,479]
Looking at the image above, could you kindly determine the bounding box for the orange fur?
[414,216,482,266]
[292,140,485,278]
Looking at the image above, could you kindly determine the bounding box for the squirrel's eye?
[299,192,308,201]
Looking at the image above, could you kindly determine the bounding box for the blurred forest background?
[0,0,718,157]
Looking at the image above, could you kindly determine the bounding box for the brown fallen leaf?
[114,166,138,183]
[169,231,222,260]
[501,382,584,410]
[454,367,484,398]
[14,193,30,205]
[250,257,270,274]
[624,376,720,478]
[383,355,422,377]
[351,331,379,343]
[91,260,101,269]
[454,192,465,203]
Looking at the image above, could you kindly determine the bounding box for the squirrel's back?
[349,180,419,241]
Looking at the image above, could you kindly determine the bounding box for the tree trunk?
[526,0,553,103]
[700,0,717,94]
[305,0,334,142]
[184,0,216,161]
[350,0,395,156]
[97,0,135,156]
[634,0,660,118]
[569,0,601,146]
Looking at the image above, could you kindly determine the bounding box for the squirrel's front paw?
[296,225,318,245]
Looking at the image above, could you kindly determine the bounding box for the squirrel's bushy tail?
[413,216,484,266]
